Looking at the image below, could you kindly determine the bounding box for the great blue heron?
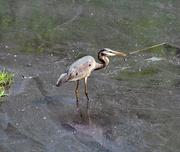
[56,48,126,108]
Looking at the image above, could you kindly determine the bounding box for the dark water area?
[0,0,180,152]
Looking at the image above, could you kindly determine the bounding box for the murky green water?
[0,0,180,152]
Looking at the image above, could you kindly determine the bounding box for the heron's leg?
[76,80,80,109]
[84,77,91,124]
[87,99,92,125]
[84,77,89,101]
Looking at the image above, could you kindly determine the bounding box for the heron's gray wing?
[65,56,96,82]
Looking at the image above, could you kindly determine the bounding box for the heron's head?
[99,48,126,57]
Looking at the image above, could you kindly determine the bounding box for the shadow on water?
[31,94,110,151]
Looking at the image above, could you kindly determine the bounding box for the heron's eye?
[76,73,78,75]
[109,51,112,53]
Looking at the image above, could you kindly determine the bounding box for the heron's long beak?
[105,48,126,56]
[110,50,126,56]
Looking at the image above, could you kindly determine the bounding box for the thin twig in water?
[129,42,167,55]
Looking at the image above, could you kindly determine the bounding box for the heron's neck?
[94,56,109,70]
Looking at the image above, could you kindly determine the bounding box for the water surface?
[0,0,180,151]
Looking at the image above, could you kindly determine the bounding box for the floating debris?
[43,116,47,120]
[146,57,164,61]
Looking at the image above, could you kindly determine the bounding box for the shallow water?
[0,0,180,152]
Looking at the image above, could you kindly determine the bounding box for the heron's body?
[56,48,126,108]
[56,56,96,86]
